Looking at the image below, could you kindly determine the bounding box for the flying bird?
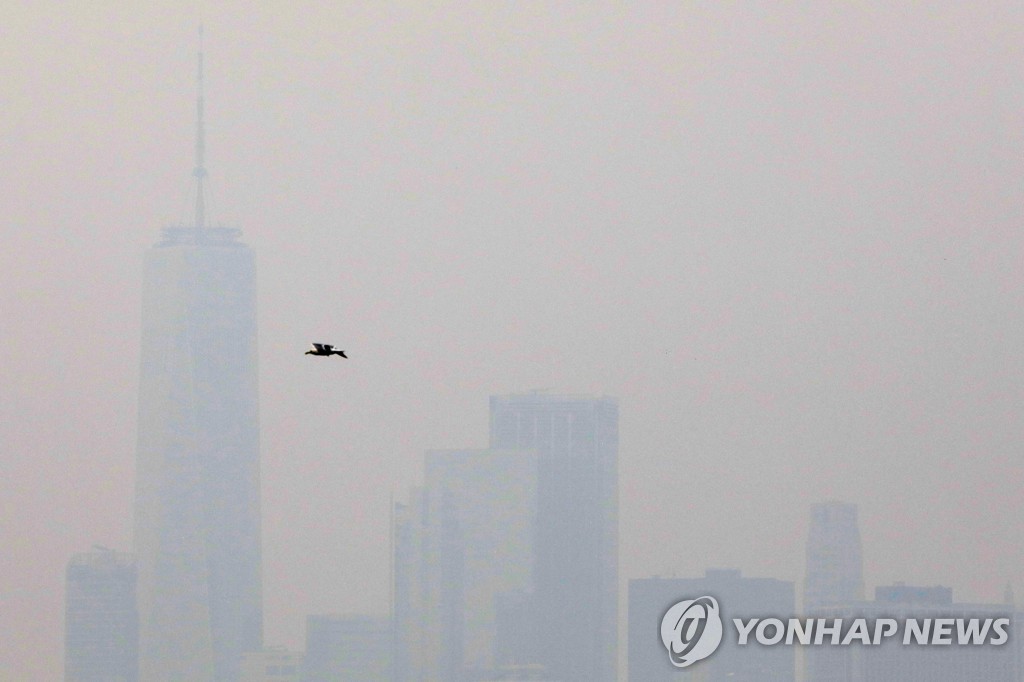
[306,343,348,358]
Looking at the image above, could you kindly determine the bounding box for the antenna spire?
[193,25,207,230]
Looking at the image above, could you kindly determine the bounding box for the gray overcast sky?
[2,2,1022,678]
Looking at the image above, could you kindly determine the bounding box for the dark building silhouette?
[628,569,795,682]
[64,549,138,682]
[134,38,261,681]
[489,393,619,682]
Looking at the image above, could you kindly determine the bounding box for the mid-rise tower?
[803,501,864,612]
[64,549,139,682]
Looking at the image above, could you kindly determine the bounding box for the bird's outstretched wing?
[313,343,326,352]
[323,344,335,352]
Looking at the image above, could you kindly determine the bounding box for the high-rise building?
[804,584,1020,681]
[628,569,795,682]
[302,615,390,682]
[489,393,619,682]
[393,449,538,681]
[64,549,139,682]
[804,502,864,612]
[134,38,261,682]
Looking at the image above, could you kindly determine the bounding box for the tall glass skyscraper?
[489,393,619,682]
[133,37,262,682]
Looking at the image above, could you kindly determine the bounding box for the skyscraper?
[134,36,261,682]
[803,501,864,612]
[393,449,538,681]
[64,548,139,682]
[489,393,619,682]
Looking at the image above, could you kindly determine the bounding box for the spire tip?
[193,28,206,230]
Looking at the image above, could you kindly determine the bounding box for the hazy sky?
[3,3,1023,678]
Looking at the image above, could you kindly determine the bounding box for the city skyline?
[4,4,1024,679]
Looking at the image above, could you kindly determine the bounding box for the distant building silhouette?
[64,548,138,682]
[489,393,619,682]
[134,37,261,682]
[393,487,428,682]
[804,584,1020,681]
[240,647,303,682]
[302,615,390,682]
[628,569,795,682]
[804,502,864,612]
[393,449,538,681]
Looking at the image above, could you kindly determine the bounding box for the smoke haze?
[2,3,1023,678]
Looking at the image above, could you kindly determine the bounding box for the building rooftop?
[68,548,135,569]
[157,225,243,247]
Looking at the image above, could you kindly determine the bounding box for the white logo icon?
[661,596,724,668]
